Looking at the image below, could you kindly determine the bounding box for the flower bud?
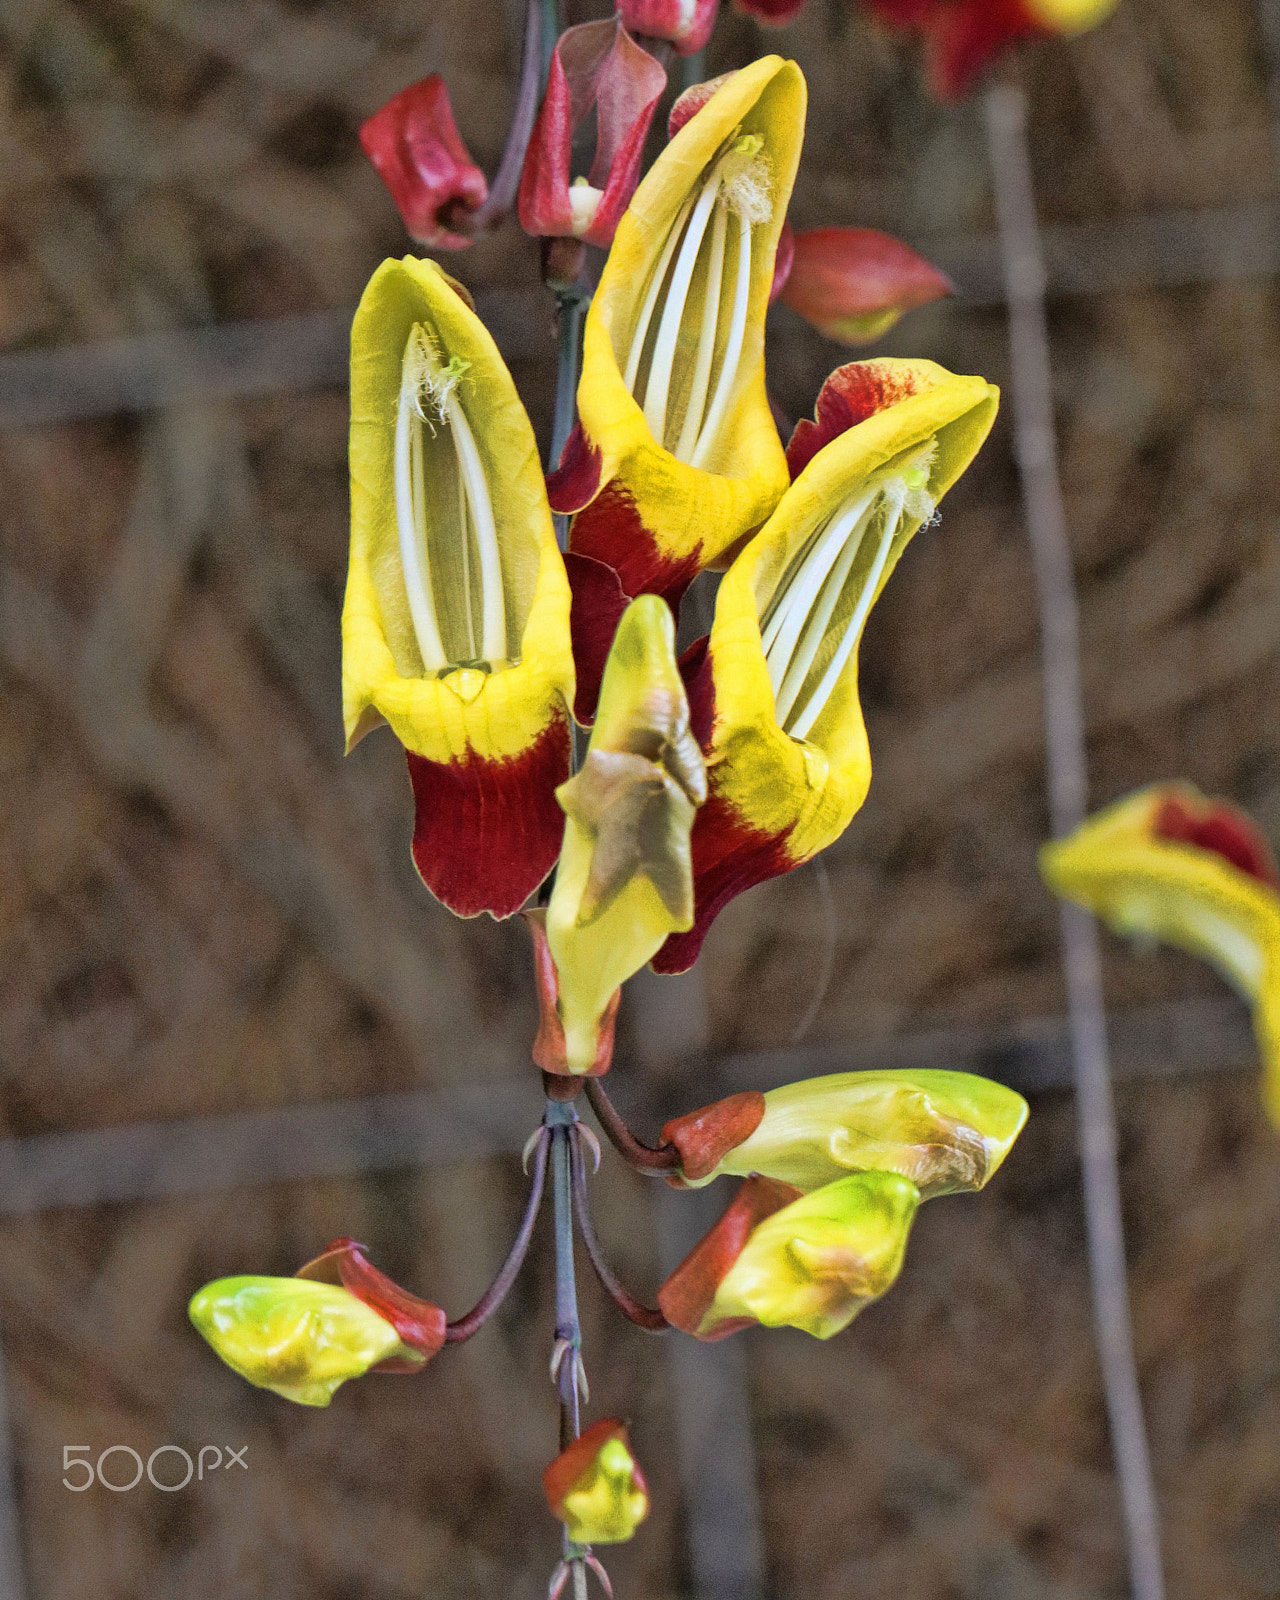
[190,1277,410,1407]
[359,77,487,250]
[620,0,719,55]
[659,1171,920,1340]
[780,227,951,346]
[543,1419,650,1544]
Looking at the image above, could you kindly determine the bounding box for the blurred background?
[1,0,1279,1595]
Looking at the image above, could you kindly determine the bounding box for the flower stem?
[571,1132,668,1331]
[550,292,586,551]
[547,1100,583,1450]
[443,1127,549,1342]
[468,0,544,231]
[583,1077,681,1172]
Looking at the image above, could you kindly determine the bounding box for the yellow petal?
[682,1069,1028,1196]
[189,1276,404,1407]
[1040,782,1280,1121]
[706,1170,920,1340]
[559,57,805,601]
[547,595,705,1071]
[344,255,574,764]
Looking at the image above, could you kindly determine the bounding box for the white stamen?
[623,194,695,395]
[787,482,906,743]
[395,343,447,671]
[774,501,876,727]
[762,486,877,675]
[457,448,477,660]
[689,206,752,470]
[674,197,728,464]
[445,393,506,663]
[642,170,723,444]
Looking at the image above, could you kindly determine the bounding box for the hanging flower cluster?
[187,28,1055,1597]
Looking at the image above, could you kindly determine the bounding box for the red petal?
[569,480,704,614]
[546,422,604,514]
[1153,792,1280,890]
[407,715,571,919]
[360,76,488,250]
[732,0,808,21]
[518,21,665,247]
[524,910,620,1078]
[781,226,951,335]
[678,634,717,752]
[566,552,632,726]
[662,1092,766,1181]
[668,71,737,139]
[296,1239,446,1363]
[770,218,795,306]
[786,358,938,480]
[924,0,1042,100]
[657,1175,803,1338]
[620,0,719,55]
[653,790,798,972]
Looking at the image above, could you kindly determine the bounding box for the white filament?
[395,347,447,671]
[642,171,723,443]
[689,205,752,470]
[623,194,695,395]
[787,481,907,742]
[394,326,506,673]
[444,393,506,663]
[674,197,728,464]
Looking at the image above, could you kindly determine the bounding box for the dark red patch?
[662,1091,766,1181]
[407,714,571,919]
[296,1238,446,1367]
[653,790,798,973]
[786,359,933,480]
[569,479,704,614]
[524,909,619,1077]
[1153,792,1280,890]
[677,635,716,752]
[546,422,604,513]
[543,1419,643,1513]
[657,1175,803,1339]
[566,551,632,725]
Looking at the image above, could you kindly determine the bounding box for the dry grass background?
[0,0,1279,1595]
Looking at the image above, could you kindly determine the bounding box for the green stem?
[550,293,585,552]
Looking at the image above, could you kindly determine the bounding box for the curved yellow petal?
[1024,0,1119,35]
[547,595,705,1071]
[656,359,998,971]
[1040,782,1280,1120]
[706,1170,920,1340]
[344,256,576,917]
[189,1276,404,1407]
[556,57,805,602]
[682,1069,1028,1196]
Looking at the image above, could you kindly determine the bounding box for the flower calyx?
[544,1418,650,1545]
[779,226,952,345]
[360,76,488,249]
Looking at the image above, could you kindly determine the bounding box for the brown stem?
[465,0,545,232]
[584,1078,680,1173]
[443,1126,549,1341]
[571,1131,668,1332]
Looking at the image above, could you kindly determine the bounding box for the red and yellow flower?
[344,256,575,919]
[655,357,998,971]
[1041,783,1280,1122]
[543,1419,650,1544]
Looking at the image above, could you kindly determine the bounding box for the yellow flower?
[344,256,575,918]
[189,1276,420,1408]
[1041,782,1280,1121]
[658,1171,920,1340]
[546,595,706,1073]
[655,357,999,971]
[548,57,804,611]
[543,1419,650,1545]
[670,1069,1028,1195]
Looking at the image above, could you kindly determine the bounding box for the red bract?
[780,226,951,345]
[733,0,809,22]
[518,20,667,249]
[359,76,488,250]
[619,0,720,55]
[296,1238,447,1368]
